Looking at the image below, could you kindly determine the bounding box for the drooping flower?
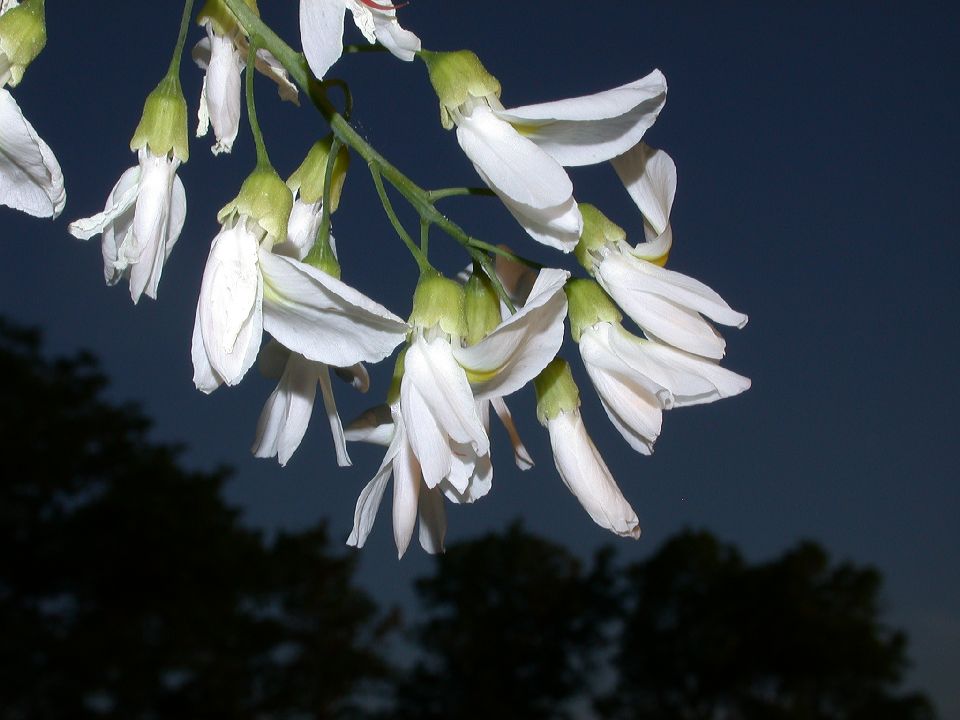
[576,202,747,359]
[0,0,64,218]
[567,278,750,455]
[299,0,421,81]
[534,358,640,539]
[191,165,408,392]
[192,0,298,155]
[68,76,188,303]
[422,50,667,251]
[345,267,569,556]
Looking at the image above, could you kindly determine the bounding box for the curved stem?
[369,165,432,274]
[167,0,196,77]
[245,41,270,168]
[426,187,496,201]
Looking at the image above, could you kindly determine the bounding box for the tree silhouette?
[0,319,391,719]
[596,530,935,720]
[390,522,617,720]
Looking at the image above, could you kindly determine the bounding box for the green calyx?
[0,0,46,87]
[287,137,350,209]
[534,358,580,425]
[219,166,293,244]
[464,270,501,346]
[575,204,627,274]
[565,279,621,342]
[129,75,190,162]
[409,272,466,337]
[303,234,341,279]
[420,49,501,130]
[197,0,258,36]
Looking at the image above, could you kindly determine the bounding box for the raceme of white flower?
[535,359,641,539]
[68,78,190,303]
[299,0,421,81]
[567,278,750,456]
[193,1,298,154]
[423,50,667,252]
[0,0,64,218]
[191,166,409,393]
[344,268,569,556]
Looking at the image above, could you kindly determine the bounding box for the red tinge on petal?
[358,0,409,9]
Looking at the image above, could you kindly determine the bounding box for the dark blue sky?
[2,2,957,715]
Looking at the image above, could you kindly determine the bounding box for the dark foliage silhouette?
[596,530,935,720]
[0,319,391,719]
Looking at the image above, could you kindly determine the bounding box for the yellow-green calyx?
[197,0,258,36]
[534,358,580,425]
[287,137,350,209]
[303,235,341,279]
[565,279,621,342]
[464,271,501,346]
[0,0,46,87]
[420,49,501,130]
[219,166,293,244]
[409,272,467,337]
[575,204,626,273]
[129,75,190,162]
[387,348,407,405]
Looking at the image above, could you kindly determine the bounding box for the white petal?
[392,429,421,558]
[456,268,569,401]
[457,105,573,210]
[0,88,65,218]
[253,48,300,104]
[300,0,348,80]
[491,397,534,470]
[258,338,291,380]
[334,362,370,392]
[275,197,322,260]
[580,329,663,455]
[346,415,402,548]
[251,352,320,466]
[345,0,377,42]
[548,410,640,538]
[418,485,446,555]
[400,369,452,489]
[495,70,668,167]
[128,152,181,303]
[258,249,409,366]
[197,224,263,385]
[404,336,489,458]
[317,362,352,466]
[370,11,421,61]
[191,302,222,393]
[199,24,243,154]
[611,142,676,237]
[344,403,395,446]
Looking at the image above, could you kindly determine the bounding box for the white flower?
[251,341,368,467]
[0,87,64,218]
[192,17,298,155]
[68,148,185,303]
[344,267,569,556]
[579,319,750,455]
[547,409,641,539]
[191,171,409,393]
[299,0,421,81]
[427,52,667,251]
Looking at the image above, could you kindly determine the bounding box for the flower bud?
[420,49,501,130]
[0,0,46,87]
[409,272,466,338]
[287,137,350,210]
[218,166,293,245]
[129,75,190,162]
[565,279,621,342]
[464,270,501,346]
[534,358,580,425]
[574,204,626,274]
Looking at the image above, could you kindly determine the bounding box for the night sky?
[1,2,957,716]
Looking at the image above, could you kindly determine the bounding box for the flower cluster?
[6,0,750,557]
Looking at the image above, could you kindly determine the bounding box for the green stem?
[426,187,496,201]
[420,219,430,255]
[167,0,196,77]
[317,136,341,257]
[369,165,431,274]
[244,40,270,167]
